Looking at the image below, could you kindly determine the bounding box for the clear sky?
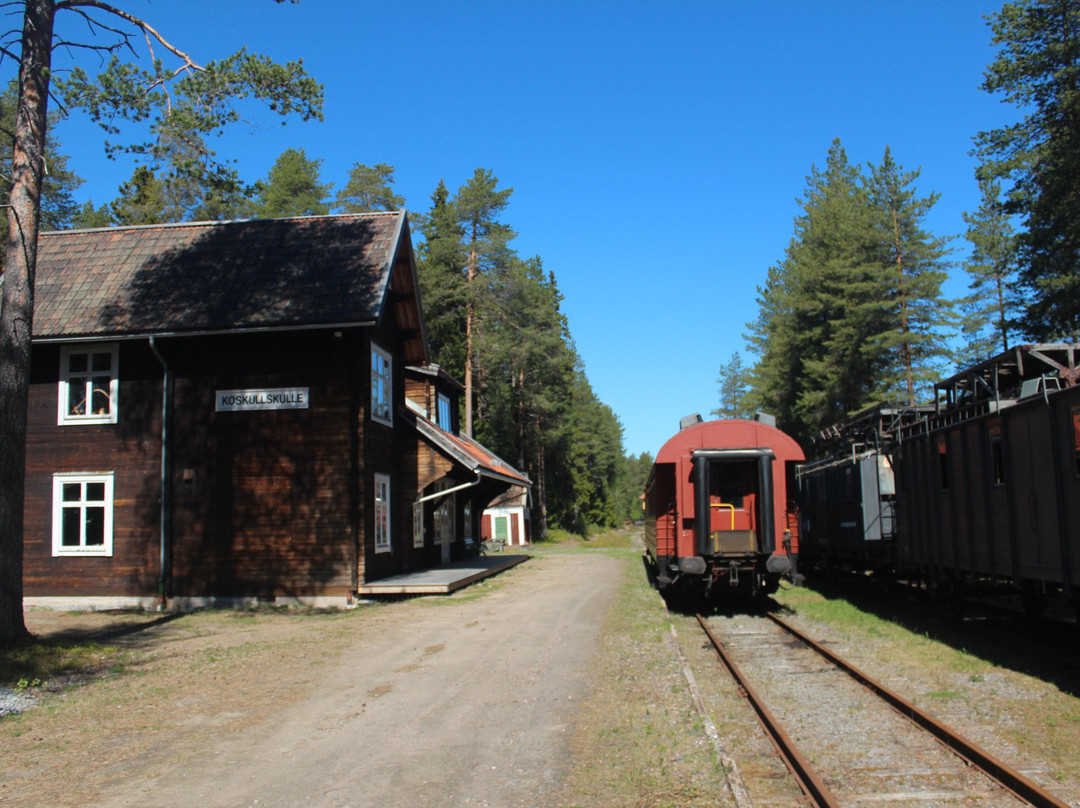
[47,0,1014,458]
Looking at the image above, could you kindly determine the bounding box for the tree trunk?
[533,414,547,540]
[464,241,477,438]
[0,0,54,646]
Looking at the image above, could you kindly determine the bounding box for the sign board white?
[215,387,309,412]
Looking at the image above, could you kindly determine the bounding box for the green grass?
[0,638,133,689]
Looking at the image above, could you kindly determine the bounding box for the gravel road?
[89,552,620,808]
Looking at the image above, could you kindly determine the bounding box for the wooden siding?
[24,342,165,596]
[167,331,356,598]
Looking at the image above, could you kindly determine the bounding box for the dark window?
[990,431,1005,486]
[937,436,949,491]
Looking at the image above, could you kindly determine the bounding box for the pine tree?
[336,162,404,212]
[453,168,515,436]
[865,147,952,405]
[415,179,467,378]
[712,351,752,419]
[0,78,82,232]
[975,0,1080,339]
[959,177,1020,362]
[109,166,172,225]
[254,147,330,218]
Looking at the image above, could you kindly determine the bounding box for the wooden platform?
[356,554,529,596]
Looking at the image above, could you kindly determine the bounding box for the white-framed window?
[413,503,424,548]
[371,343,393,426]
[437,392,453,432]
[52,472,114,557]
[433,482,455,546]
[58,344,118,425]
[374,473,391,553]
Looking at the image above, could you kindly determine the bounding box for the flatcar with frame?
[797,406,928,573]
[643,413,805,600]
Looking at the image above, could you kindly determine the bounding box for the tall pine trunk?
[0,0,54,645]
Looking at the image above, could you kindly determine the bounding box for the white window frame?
[412,503,424,549]
[52,472,115,557]
[58,343,119,425]
[374,473,391,554]
[371,343,393,426]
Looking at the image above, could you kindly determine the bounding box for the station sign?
[215,387,309,412]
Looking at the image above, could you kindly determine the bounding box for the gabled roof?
[415,415,531,488]
[32,212,427,360]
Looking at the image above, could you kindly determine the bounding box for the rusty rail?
[766,612,1071,808]
[695,614,842,807]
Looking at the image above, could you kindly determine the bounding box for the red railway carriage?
[644,414,805,600]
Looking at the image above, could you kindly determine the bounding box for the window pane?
[62,482,82,502]
[85,507,105,546]
[91,352,112,372]
[85,482,106,501]
[67,353,88,373]
[61,508,82,546]
[68,378,87,416]
[91,379,112,415]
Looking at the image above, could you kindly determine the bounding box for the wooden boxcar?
[894,345,1080,614]
[644,414,804,600]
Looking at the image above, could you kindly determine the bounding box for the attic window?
[59,344,118,426]
[437,393,453,432]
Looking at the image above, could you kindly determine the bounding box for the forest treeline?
[714,0,1080,452]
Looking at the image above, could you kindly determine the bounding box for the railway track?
[694,612,1071,807]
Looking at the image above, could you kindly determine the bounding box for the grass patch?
[562,548,729,807]
[0,638,132,689]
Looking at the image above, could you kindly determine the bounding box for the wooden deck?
[356,554,528,596]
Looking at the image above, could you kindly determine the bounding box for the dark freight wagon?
[644,414,804,600]
[895,345,1080,614]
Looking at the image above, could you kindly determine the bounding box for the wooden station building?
[22,212,530,610]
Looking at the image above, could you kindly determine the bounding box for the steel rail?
[695,614,842,808]
[766,612,1071,808]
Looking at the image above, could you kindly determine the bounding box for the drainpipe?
[149,337,171,610]
[413,471,484,505]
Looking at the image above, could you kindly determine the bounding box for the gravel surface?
[0,687,34,718]
[5,552,623,808]
[704,614,1024,806]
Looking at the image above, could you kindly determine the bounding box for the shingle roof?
[32,212,409,339]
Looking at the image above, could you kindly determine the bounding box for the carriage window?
[708,463,745,508]
[59,344,118,425]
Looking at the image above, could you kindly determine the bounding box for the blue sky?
[47,1,1014,457]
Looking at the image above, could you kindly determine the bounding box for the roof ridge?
[43,210,405,237]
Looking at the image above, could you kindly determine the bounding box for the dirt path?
[9,552,622,808]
